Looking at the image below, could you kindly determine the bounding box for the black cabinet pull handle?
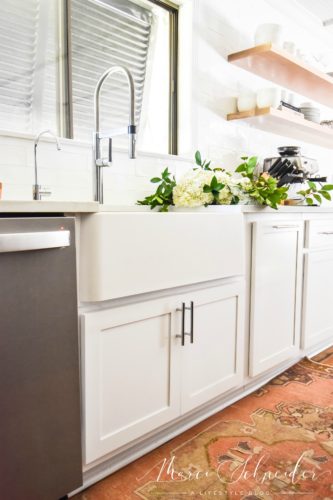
[176,302,186,346]
[176,301,194,345]
[190,301,194,343]
[181,302,186,346]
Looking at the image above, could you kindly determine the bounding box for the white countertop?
[0,200,99,213]
[2,200,333,214]
[97,204,333,214]
[241,205,333,213]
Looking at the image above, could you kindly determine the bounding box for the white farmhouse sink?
[79,210,245,302]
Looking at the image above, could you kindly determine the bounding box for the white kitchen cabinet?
[81,281,244,464]
[81,296,181,465]
[179,283,244,413]
[249,220,303,377]
[303,219,333,348]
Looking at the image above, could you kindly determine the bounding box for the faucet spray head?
[128,125,136,159]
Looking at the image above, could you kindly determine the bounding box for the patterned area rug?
[311,346,333,367]
[74,348,333,500]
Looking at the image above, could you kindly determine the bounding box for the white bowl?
[304,115,321,123]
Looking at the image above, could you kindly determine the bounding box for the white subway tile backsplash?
[0,0,332,204]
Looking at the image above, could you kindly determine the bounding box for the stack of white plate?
[300,102,321,123]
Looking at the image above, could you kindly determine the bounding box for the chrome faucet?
[33,129,61,200]
[94,65,136,203]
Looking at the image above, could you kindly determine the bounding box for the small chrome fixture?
[33,129,61,200]
[94,65,136,203]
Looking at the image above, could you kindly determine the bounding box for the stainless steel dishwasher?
[0,217,82,500]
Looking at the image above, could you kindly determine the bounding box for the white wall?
[0,0,333,203]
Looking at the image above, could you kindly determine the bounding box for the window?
[0,0,178,155]
[70,0,178,154]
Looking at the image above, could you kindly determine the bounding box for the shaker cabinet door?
[81,297,181,465]
[179,282,244,414]
[303,249,333,349]
[249,221,303,377]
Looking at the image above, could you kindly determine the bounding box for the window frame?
[63,0,179,154]
[148,0,179,155]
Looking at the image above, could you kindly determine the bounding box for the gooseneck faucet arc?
[94,65,136,203]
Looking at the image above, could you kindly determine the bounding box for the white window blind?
[0,0,59,134]
[0,0,39,132]
[70,0,153,142]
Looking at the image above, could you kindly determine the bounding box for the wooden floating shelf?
[227,107,333,149]
[228,44,333,108]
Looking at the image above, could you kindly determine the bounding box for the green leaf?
[151,177,161,183]
[161,168,170,180]
[306,197,314,205]
[322,184,333,191]
[320,190,331,201]
[247,156,258,169]
[195,150,202,166]
[308,181,317,191]
[211,176,218,188]
[235,164,246,173]
[203,185,212,193]
[313,194,322,205]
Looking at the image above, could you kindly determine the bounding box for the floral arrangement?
[137,151,333,212]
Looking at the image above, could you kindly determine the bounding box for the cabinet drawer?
[306,219,333,249]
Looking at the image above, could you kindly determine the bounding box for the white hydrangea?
[173,169,214,207]
[217,172,251,205]
[172,168,252,208]
[215,171,252,205]
[214,171,234,205]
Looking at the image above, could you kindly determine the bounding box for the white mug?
[256,88,281,109]
[237,93,256,112]
[283,41,296,55]
[224,96,238,115]
[255,24,283,46]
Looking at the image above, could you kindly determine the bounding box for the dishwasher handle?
[0,230,70,253]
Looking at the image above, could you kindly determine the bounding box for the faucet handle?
[96,158,112,167]
[95,137,112,167]
[39,185,52,199]
[33,185,52,201]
